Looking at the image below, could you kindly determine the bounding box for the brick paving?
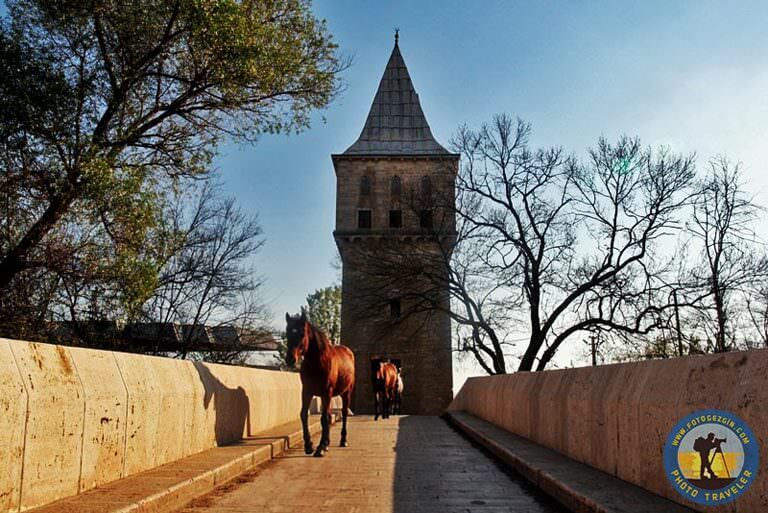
[178,415,569,513]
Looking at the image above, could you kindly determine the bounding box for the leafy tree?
[0,0,344,293]
[304,285,341,344]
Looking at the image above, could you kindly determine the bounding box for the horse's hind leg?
[340,390,351,447]
[300,389,314,455]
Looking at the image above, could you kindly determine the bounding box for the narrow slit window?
[389,299,401,319]
[389,209,402,228]
[421,176,432,197]
[391,176,402,197]
[358,210,372,229]
[360,176,371,195]
[419,209,433,229]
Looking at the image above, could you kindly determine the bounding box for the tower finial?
[394,28,399,46]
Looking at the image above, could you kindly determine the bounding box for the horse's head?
[285,311,309,367]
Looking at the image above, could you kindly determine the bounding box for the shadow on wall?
[193,362,251,444]
[392,416,568,513]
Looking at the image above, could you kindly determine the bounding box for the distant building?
[48,321,278,354]
[332,35,457,414]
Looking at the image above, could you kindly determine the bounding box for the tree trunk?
[518,330,543,371]
[0,191,76,289]
[535,342,557,371]
[713,285,728,352]
[673,290,684,356]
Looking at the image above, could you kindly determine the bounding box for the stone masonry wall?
[333,156,456,234]
[339,247,453,415]
[0,338,302,513]
[449,349,768,513]
[333,155,457,415]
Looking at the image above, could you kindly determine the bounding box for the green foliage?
[304,285,341,344]
[113,251,160,318]
[0,0,343,339]
[6,0,342,139]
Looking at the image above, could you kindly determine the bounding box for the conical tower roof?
[343,38,450,156]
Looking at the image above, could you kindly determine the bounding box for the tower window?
[419,209,433,229]
[358,209,372,229]
[391,176,402,197]
[389,299,401,319]
[389,209,402,228]
[360,176,371,195]
[421,176,432,197]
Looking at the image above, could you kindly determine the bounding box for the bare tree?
[342,115,768,373]
[143,181,268,359]
[452,115,697,371]
[343,116,700,374]
[689,159,768,352]
[746,286,768,348]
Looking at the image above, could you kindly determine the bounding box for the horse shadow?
[193,362,251,445]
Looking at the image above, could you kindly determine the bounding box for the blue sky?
[220,1,768,342]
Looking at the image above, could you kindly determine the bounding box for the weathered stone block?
[69,346,128,492]
[115,351,161,476]
[147,356,190,466]
[11,341,84,510]
[587,362,629,476]
[501,371,535,438]
[0,339,26,513]
[183,360,217,454]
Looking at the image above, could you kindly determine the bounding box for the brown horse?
[372,358,398,420]
[285,312,355,457]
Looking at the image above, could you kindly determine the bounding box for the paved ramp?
[178,416,567,513]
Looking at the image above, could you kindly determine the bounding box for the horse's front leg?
[300,389,314,455]
[374,390,380,421]
[313,392,332,457]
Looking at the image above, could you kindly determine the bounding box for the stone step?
[29,414,337,513]
[445,411,697,513]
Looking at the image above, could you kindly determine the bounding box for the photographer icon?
[693,433,729,480]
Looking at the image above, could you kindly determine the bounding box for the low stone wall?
[0,338,302,513]
[448,349,767,513]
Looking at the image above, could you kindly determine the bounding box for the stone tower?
[332,37,458,415]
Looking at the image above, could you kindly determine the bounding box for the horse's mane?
[305,321,331,353]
